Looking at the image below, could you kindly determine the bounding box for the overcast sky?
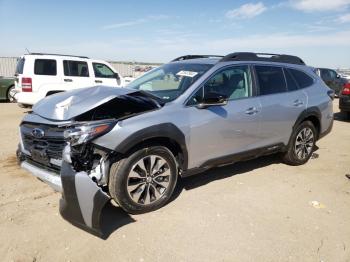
[0,0,350,68]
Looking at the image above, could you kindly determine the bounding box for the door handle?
[64,79,73,82]
[293,99,303,107]
[95,80,103,83]
[245,107,259,115]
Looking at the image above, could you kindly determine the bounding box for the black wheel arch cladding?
[293,107,321,137]
[114,123,189,170]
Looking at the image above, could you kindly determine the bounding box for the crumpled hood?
[32,86,138,121]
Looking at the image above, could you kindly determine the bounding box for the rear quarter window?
[34,59,57,75]
[255,65,287,95]
[15,58,25,74]
[284,68,299,91]
[288,68,314,89]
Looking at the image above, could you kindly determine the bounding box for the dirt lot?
[0,101,349,262]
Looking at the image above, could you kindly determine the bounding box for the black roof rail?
[220,52,305,65]
[29,53,89,59]
[171,55,224,62]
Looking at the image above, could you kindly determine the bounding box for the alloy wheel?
[294,127,314,160]
[7,86,17,102]
[127,155,171,205]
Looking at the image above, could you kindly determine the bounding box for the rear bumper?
[339,95,350,112]
[21,161,62,192]
[16,91,43,105]
[319,116,333,140]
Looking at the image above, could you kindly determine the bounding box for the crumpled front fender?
[59,160,110,237]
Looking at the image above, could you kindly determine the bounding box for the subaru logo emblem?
[31,128,45,138]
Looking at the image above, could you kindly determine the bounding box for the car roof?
[170,52,306,67]
[171,57,310,69]
[22,53,89,60]
[170,58,220,65]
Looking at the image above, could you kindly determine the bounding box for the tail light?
[342,82,350,95]
[22,77,32,92]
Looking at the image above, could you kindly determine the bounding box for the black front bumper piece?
[59,160,110,237]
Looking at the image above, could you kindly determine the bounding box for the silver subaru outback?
[17,52,334,235]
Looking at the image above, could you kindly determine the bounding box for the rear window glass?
[255,66,287,95]
[15,58,25,74]
[288,68,314,89]
[63,60,89,77]
[34,59,57,76]
[284,68,299,91]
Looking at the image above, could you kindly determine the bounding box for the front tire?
[109,146,178,214]
[282,121,317,166]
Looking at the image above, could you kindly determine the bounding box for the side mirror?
[336,74,341,79]
[114,73,120,81]
[114,73,121,85]
[196,92,228,109]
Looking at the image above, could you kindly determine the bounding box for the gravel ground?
[0,100,349,262]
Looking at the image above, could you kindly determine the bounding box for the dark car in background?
[315,68,346,96]
[339,80,350,119]
[0,76,16,102]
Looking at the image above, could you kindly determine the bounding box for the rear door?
[32,58,62,94]
[255,65,307,147]
[62,60,93,90]
[92,62,121,87]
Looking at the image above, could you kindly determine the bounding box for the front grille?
[20,122,67,170]
[25,156,61,174]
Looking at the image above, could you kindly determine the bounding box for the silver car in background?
[17,52,334,235]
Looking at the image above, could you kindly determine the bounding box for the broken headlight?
[63,120,116,146]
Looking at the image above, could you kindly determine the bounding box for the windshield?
[127,63,213,102]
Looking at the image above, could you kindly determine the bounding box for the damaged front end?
[18,86,163,236]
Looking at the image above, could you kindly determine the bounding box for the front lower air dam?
[59,145,110,237]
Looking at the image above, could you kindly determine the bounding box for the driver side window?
[188,65,251,105]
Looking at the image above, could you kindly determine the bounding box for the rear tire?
[109,146,178,214]
[6,85,16,102]
[341,110,350,120]
[282,121,317,166]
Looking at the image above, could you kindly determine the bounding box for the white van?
[14,53,131,106]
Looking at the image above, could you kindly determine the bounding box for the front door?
[186,65,262,168]
[92,62,121,87]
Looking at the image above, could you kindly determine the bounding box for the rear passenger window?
[288,68,313,89]
[284,68,299,91]
[34,59,57,75]
[255,66,287,95]
[63,60,89,77]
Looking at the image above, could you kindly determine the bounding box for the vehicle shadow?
[171,153,281,201]
[334,112,350,123]
[98,203,136,239]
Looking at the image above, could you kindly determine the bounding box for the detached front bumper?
[19,145,112,236]
[59,160,111,236]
